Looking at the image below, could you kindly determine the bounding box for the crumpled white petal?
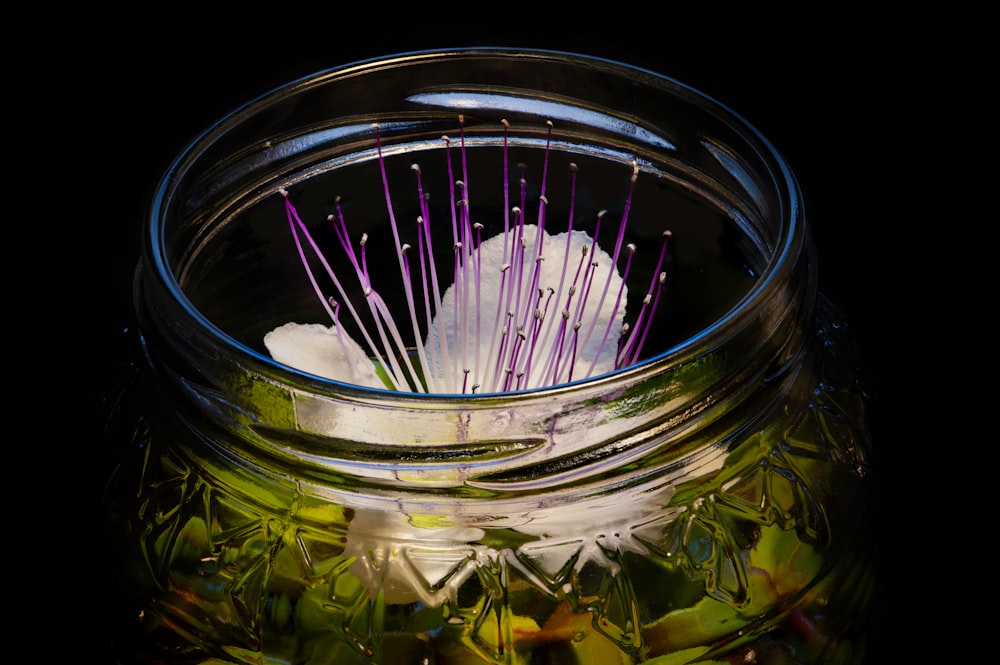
[264,322,385,389]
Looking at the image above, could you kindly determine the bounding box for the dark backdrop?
[77,16,902,664]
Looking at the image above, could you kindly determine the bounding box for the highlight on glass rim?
[102,48,875,665]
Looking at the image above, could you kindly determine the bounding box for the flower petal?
[264,322,386,389]
[425,224,625,391]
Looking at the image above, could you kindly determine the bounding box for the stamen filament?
[373,124,426,391]
[576,163,639,356]
[280,190,402,390]
[620,230,672,367]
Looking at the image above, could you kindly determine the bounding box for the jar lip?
[147,46,806,401]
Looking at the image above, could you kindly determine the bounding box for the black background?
[74,14,903,663]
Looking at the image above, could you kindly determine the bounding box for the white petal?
[264,322,385,389]
[425,224,625,391]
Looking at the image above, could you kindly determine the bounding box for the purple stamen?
[372,125,425,390]
[620,230,672,367]
[278,118,669,394]
[588,243,635,378]
[281,190,402,389]
[576,164,639,357]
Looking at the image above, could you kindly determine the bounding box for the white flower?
[265,119,669,395]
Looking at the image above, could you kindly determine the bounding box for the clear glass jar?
[103,48,874,664]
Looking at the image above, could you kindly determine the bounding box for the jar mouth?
[144,47,807,404]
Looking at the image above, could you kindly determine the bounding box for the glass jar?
[103,48,874,664]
